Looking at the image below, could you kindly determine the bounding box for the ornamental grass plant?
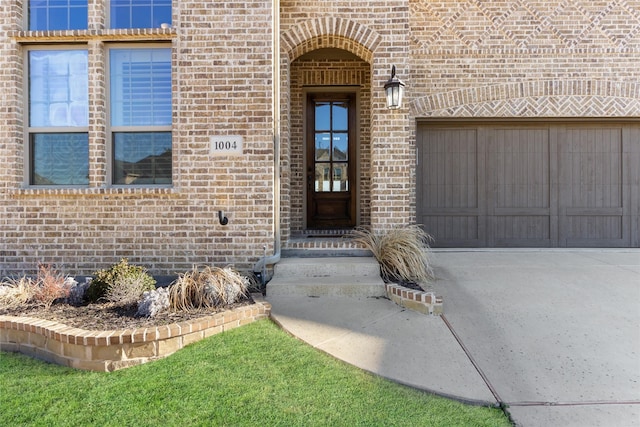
[351,225,435,289]
[0,264,71,309]
[0,277,34,309]
[169,266,249,312]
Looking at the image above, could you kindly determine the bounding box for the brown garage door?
[416,122,640,247]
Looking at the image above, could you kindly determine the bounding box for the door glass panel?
[315,102,330,130]
[333,163,348,191]
[315,132,331,161]
[312,99,350,193]
[332,102,348,130]
[333,133,348,161]
[315,164,330,192]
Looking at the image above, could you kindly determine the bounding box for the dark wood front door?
[306,93,356,229]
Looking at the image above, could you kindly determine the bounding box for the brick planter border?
[0,301,271,372]
[384,283,443,316]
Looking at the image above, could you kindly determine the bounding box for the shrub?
[351,225,435,289]
[86,259,156,304]
[32,264,73,308]
[0,265,73,309]
[136,287,170,317]
[169,266,249,312]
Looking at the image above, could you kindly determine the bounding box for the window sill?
[9,186,178,199]
[12,28,176,43]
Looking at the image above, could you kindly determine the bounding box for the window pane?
[332,102,348,130]
[132,6,152,28]
[333,163,349,191]
[333,133,348,161]
[69,6,88,30]
[113,132,172,185]
[315,132,330,161]
[315,102,330,130]
[110,0,172,29]
[315,164,330,192]
[31,133,89,185]
[110,48,172,127]
[29,50,88,127]
[29,0,88,31]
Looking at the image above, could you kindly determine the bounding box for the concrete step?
[267,257,385,297]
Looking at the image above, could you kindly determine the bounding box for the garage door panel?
[487,128,552,246]
[558,127,628,247]
[564,216,625,247]
[417,128,484,245]
[494,216,550,241]
[421,215,480,247]
[625,128,640,246]
[489,129,550,210]
[423,129,478,209]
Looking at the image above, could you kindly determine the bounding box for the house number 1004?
[210,135,243,156]
[214,140,237,150]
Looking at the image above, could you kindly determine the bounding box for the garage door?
[416,122,640,247]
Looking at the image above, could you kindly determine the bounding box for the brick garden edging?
[0,301,271,372]
[384,283,443,316]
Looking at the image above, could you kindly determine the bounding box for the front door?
[306,93,356,229]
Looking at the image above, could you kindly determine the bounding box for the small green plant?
[86,259,156,304]
[169,266,249,312]
[351,225,435,288]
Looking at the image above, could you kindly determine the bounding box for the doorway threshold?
[284,230,371,257]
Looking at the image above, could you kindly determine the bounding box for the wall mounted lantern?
[384,65,405,109]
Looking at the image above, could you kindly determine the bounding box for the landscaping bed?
[0,297,256,331]
[0,261,269,371]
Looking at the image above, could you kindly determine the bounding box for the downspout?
[252,0,281,288]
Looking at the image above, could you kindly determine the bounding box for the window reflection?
[313,99,350,193]
[113,132,172,184]
[31,133,89,185]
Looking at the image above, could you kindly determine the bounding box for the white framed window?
[28,0,88,31]
[27,48,89,186]
[109,0,172,29]
[109,46,172,185]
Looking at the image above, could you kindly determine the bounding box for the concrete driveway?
[434,250,640,426]
[267,249,640,427]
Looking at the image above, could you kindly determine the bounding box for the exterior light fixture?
[384,65,405,109]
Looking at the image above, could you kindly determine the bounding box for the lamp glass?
[384,66,405,109]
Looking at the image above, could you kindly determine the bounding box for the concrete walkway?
[266,250,640,427]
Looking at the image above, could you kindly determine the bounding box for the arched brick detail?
[411,80,640,117]
[282,18,382,62]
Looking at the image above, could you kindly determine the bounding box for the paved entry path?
[266,250,640,427]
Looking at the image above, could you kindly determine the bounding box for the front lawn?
[0,320,511,426]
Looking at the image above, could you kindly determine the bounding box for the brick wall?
[409,1,640,117]
[0,1,275,276]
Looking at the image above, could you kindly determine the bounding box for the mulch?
[0,296,256,331]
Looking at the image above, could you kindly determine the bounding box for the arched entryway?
[285,45,372,237]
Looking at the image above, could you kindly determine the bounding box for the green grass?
[0,320,511,426]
